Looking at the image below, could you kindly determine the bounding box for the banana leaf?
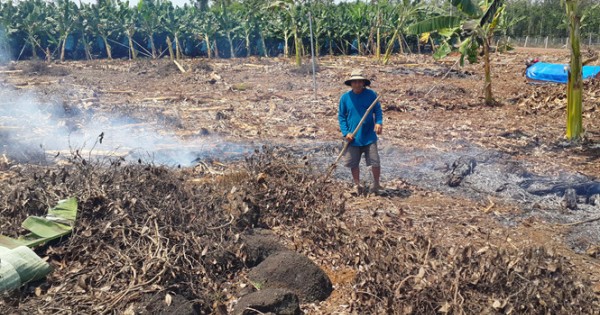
[0,246,52,286]
[433,42,453,60]
[22,217,72,238]
[407,16,463,36]
[47,197,78,222]
[0,198,78,249]
[0,258,21,292]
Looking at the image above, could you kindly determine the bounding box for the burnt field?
[1,49,600,314]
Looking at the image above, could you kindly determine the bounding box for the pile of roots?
[1,148,598,314]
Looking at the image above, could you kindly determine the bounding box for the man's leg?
[372,166,381,188]
[366,142,382,190]
[351,167,360,186]
[344,146,362,193]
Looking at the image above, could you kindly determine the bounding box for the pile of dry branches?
[1,148,598,314]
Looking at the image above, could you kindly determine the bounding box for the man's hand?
[375,124,383,135]
[345,134,354,142]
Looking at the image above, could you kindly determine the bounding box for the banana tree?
[47,0,79,62]
[117,0,139,59]
[213,0,240,58]
[0,0,19,59]
[563,0,583,140]
[190,6,219,58]
[310,0,335,56]
[92,0,119,60]
[137,0,162,59]
[347,1,371,55]
[264,7,292,57]
[408,0,505,105]
[161,1,186,60]
[14,0,51,59]
[382,0,425,64]
[78,2,95,60]
[233,1,256,57]
[332,3,352,55]
[270,0,302,66]
[373,0,397,60]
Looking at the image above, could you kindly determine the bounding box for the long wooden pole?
[324,95,381,180]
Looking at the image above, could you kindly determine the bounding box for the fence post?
[545,36,548,49]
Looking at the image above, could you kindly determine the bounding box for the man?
[338,69,383,194]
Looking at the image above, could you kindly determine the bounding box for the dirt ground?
[2,47,600,313]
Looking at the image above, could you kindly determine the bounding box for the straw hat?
[344,69,371,86]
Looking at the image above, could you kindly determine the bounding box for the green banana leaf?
[0,258,21,292]
[0,198,78,249]
[0,246,52,286]
[433,41,453,60]
[407,16,463,36]
[451,0,481,17]
[47,197,78,222]
[22,216,72,238]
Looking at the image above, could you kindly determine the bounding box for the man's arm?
[338,96,351,137]
[374,98,383,135]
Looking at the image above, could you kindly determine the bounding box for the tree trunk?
[128,33,137,60]
[382,29,398,64]
[102,36,112,60]
[283,31,290,58]
[294,28,301,66]
[328,33,334,56]
[29,37,37,59]
[483,39,494,105]
[566,0,583,140]
[166,36,174,60]
[259,30,268,57]
[356,33,362,55]
[367,28,374,55]
[175,35,183,60]
[83,35,92,60]
[149,35,157,59]
[246,33,251,57]
[205,34,212,58]
[340,39,348,55]
[60,33,68,62]
[398,33,405,54]
[376,26,381,60]
[214,39,220,58]
[227,32,235,58]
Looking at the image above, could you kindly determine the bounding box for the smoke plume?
[0,45,249,167]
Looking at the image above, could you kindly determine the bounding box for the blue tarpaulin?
[526,62,600,84]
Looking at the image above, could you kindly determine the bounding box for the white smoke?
[0,55,251,167]
[0,85,228,166]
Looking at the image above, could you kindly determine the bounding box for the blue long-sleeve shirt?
[338,88,383,147]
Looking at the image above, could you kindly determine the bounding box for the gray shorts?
[343,142,380,168]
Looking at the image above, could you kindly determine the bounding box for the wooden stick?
[324,95,381,180]
[100,90,135,95]
[142,96,180,102]
[173,60,186,73]
[560,216,600,226]
[185,105,232,112]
